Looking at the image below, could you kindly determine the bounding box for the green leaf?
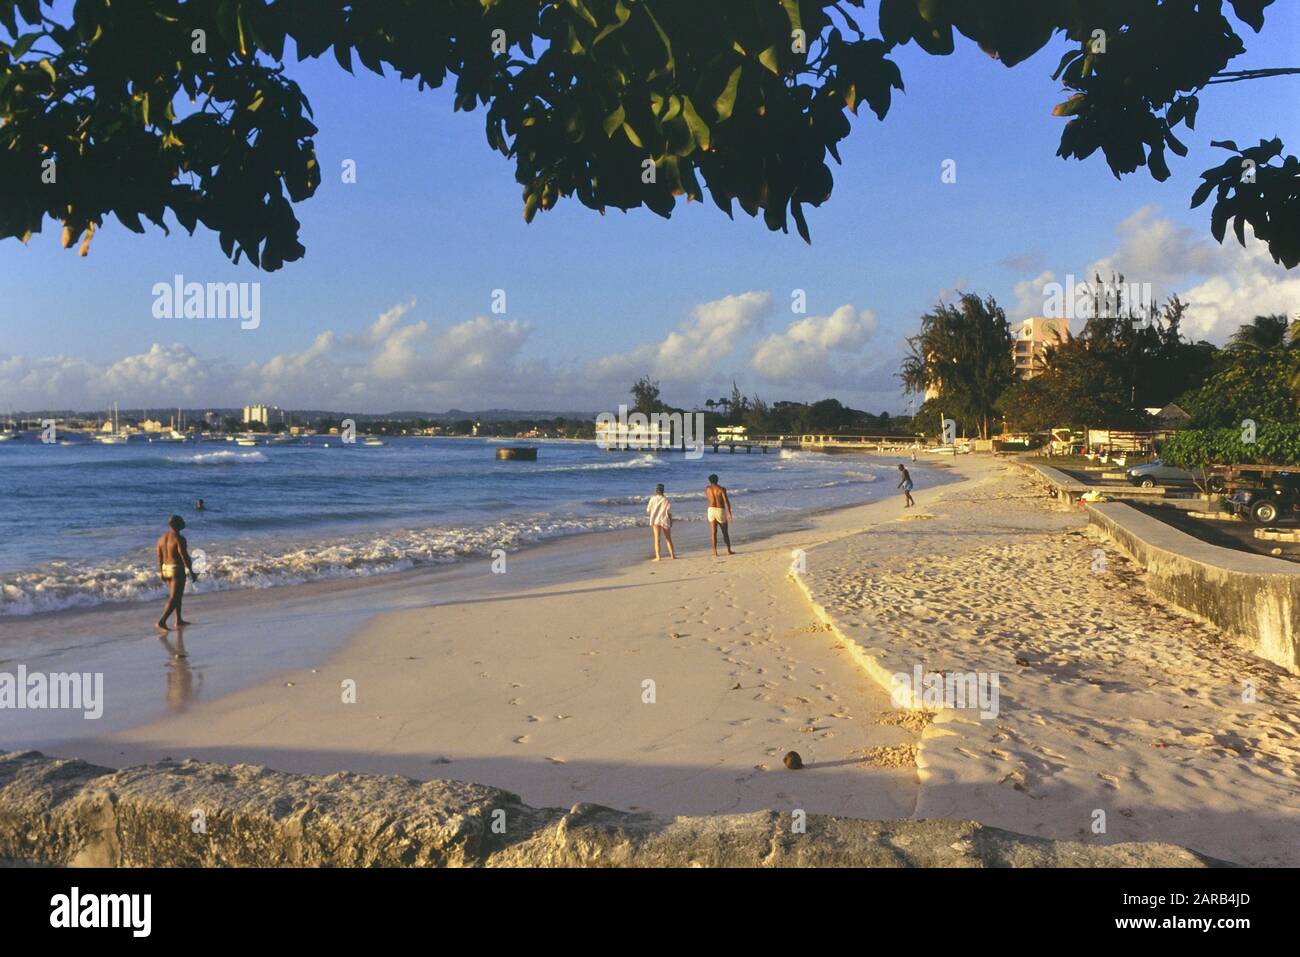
[592,0,632,45]
[780,0,802,33]
[10,32,40,58]
[642,5,675,74]
[334,41,353,73]
[1052,93,1086,117]
[682,97,710,151]
[714,65,742,122]
[602,103,625,138]
[1190,177,1217,209]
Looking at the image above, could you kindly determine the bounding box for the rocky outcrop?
[0,751,1224,867]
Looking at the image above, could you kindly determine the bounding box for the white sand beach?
[20,454,1300,865]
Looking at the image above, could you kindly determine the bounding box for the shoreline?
[1,452,955,752]
[8,453,967,823]
[5,453,1296,864]
[0,445,943,619]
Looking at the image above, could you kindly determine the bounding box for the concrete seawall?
[1085,502,1300,673]
[0,752,1223,867]
[1019,460,1300,673]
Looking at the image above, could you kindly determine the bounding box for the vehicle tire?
[1140,477,1156,488]
[1252,500,1279,525]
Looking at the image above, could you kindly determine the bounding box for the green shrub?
[1161,424,1300,468]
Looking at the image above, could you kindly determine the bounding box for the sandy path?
[796,459,1300,865]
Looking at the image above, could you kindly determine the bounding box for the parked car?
[1125,460,1224,491]
[1228,472,1300,525]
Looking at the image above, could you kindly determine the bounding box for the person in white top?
[646,483,676,561]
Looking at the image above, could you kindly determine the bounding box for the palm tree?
[1228,314,1291,352]
[900,293,1015,439]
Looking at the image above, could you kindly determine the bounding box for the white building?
[243,404,282,426]
[1013,317,1070,379]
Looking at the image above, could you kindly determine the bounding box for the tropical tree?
[900,293,1013,439]
[1226,313,1292,351]
[630,375,663,413]
[1180,348,1299,427]
[2,1,1296,269]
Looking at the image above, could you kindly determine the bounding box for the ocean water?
[0,435,928,615]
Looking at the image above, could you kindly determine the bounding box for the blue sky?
[2,4,1298,415]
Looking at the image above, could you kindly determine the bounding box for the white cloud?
[1081,205,1298,342]
[751,304,879,384]
[587,291,772,386]
[0,291,907,413]
[1011,270,1058,321]
[1086,205,1224,285]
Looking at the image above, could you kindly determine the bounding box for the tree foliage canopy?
[900,292,1013,439]
[1,0,1296,269]
[1000,292,1219,431]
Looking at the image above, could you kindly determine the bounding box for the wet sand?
[7,454,1299,864]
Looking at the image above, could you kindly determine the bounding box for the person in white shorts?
[705,474,734,557]
[646,483,676,560]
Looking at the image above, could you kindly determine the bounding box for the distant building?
[1146,403,1191,430]
[243,404,281,426]
[140,419,166,433]
[594,416,672,450]
[1013,317,1069,379]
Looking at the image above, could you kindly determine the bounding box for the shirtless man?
[897,463,915,508]
[706,474,734,557]
[156,515,199,630]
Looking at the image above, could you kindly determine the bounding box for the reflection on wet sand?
[157,628,202,713]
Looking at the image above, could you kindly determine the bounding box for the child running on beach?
[646,483,676,561]
[897,463,915,508]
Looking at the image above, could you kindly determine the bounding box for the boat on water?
[1,412,22,441]
[362,438,386,447]
[94,403,129,444]
[235,436,258,447]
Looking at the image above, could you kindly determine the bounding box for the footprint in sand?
[508,698,521,706]
[1098,771,1121,789]
[513,735,530,744]
[546,756,567,765]
[527,715,543,722]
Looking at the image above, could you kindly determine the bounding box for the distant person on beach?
[897,464,915,508]
[156,515,199,630]
[194,498,205,511]
[646,483,676,561]
[706,474,735,557]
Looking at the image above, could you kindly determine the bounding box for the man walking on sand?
[706,474,734,557]
[897,463,915,508]
[156,514,199,630]
[646,483,676,561]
